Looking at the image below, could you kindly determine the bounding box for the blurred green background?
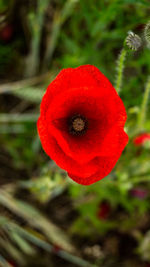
[0,0,150,266]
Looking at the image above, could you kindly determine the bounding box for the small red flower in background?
[8,260,17,267]
[97,202,111,220]
[0,24,14,42]
[130,187,148,199]
[53,244,61,253]
[37,65,128,185]
[133,133,150,146]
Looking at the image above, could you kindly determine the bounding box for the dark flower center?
[68,114,88,136]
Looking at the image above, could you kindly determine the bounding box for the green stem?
[138,76,150,130]
[24,0,49,77]
[42,0,79,71]
[115,48,127,94]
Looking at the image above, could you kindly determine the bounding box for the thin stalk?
[24,0,49,77]
[115,48,127,94]
[138,76,150,130]
[131,175,150,184]
[115,31,141,94]
[58,250,97,267]
[0,125,26,134]
[0,113,38,123]
[0,71,54,94]
[42,0,79,71]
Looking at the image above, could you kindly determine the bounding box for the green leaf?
[9,231,35,255]
[0,236,24,263]
[0,190,75,253]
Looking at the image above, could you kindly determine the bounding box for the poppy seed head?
[73,117,85,132]
[68,114,88,136]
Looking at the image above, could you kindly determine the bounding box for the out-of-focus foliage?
[0,0,150,266]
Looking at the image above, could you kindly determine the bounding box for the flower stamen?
[73,118,85,132]
[68,114,88,136]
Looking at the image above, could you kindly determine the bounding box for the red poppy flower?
[133,133,150,146]
[37,65,128,185]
